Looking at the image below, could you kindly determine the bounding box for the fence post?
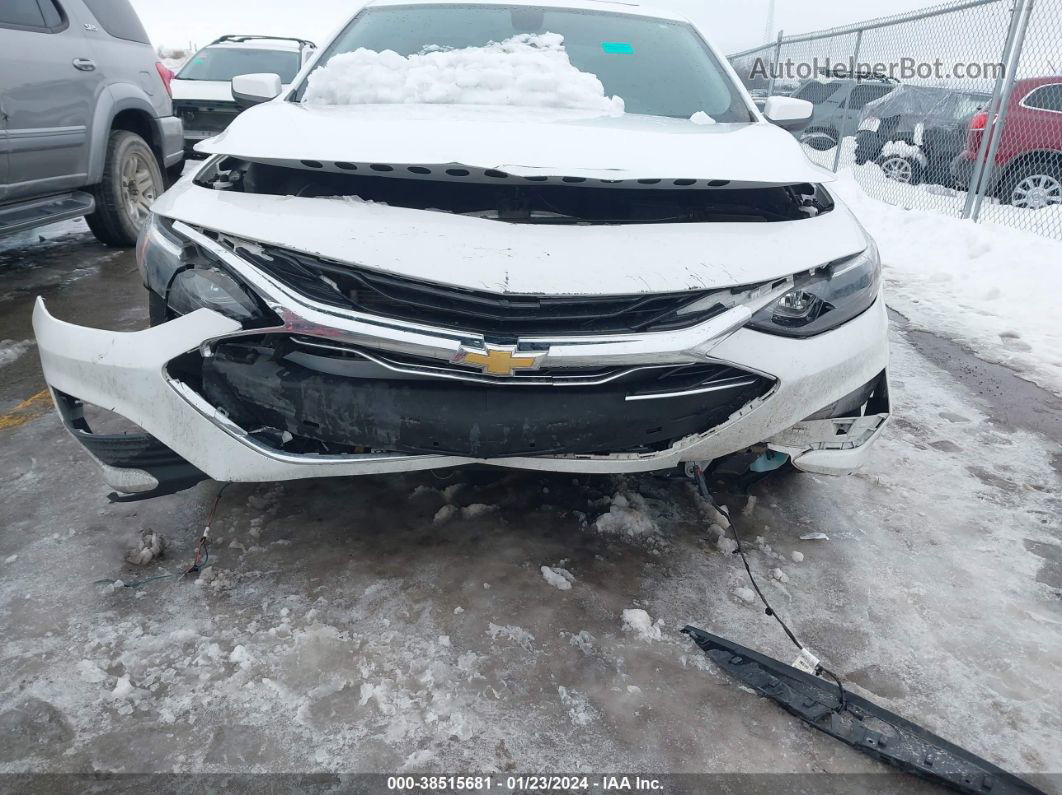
[971,0,1034,221]
[766,30,784,96]
[962,0,1028,217]
[831,28,863,172]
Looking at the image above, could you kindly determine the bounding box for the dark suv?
[0,0,183,245]
[854,85,991,185]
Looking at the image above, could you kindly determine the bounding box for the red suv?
[951,77,1062,210]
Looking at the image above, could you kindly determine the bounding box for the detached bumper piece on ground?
[681,627,1043,795]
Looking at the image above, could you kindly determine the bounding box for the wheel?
[801,128,837,151]
[876,153,924,185]
[1001,161,1062,210]
[86,131,164,247]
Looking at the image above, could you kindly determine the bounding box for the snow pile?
[621,608,664,642]
[303,33,624,114]
[879,140,928,167]
[593,493,659,541]
[557,686,595,726]
[541,565,575,591]
[834,170,1062,395]
[0,339,33,368]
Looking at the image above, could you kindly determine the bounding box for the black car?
[854,85,991,185]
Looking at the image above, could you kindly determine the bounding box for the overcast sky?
[131,0,951,56]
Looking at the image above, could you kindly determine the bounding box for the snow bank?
[879,140,928,167]
[303,33,624,114]
[834,171,1062,396]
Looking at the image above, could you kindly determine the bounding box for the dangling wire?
[693,464,847,713]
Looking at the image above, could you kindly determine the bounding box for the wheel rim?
[881,156,913,183]
[121,152,157,225]
[1011,173,1062,210]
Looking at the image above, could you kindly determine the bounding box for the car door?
[0,0,103,201]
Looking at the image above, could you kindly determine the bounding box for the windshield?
[299,5,752,121]
[178,47,301,82]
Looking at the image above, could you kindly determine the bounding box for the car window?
[178,47,302,82]
[0,0,61,30]
[793,81,843,104]
[39,0,62,27]
[952,93,989,120]
[847,84,893,111]
[81,0,150,44]
[302,5,753,121]
[1023,84,1062,113]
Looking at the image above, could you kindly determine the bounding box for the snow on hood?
[197,102,833,185]
[303,33,624,114]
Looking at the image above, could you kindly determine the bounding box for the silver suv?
[0,0,183,246]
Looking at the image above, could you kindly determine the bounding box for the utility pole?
[763,0,776,43]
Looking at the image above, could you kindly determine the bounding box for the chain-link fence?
[728,0,1062,241]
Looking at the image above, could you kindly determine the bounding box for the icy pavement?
[1,324,1058,785]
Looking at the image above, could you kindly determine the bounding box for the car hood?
[154,180,867,296]
[195,101,834,186]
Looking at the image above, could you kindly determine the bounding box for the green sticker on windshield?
[601,42,634,55]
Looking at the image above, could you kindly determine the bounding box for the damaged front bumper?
[32,283,890,494]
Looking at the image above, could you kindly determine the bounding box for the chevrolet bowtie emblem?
[452,343,545,376]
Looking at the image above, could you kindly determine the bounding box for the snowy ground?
[0,179,1060,790]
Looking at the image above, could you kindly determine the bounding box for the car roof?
[362,0,689,23]
[206,38,306,52]
[1013,75,1062,92]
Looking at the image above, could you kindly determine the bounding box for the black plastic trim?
[682,627,1043,795]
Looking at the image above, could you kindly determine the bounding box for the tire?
[1000,159,1062,210]
[86,131,164,247]
[876,153,924,185]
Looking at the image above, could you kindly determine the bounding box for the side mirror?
[231,73,282,108]
[763,96,814,132]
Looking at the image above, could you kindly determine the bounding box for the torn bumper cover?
[33,285,889,493]
[682,628,1043,795]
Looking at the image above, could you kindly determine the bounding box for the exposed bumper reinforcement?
[681,627,1043,795]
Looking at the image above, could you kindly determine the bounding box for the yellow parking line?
[0,389,54,432]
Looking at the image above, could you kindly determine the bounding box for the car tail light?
[970,111,988,130]
[155,62,174,97]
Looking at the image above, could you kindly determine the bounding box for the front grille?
[199,336,774,458]
[226,239,734,337]
[174,101,240,135]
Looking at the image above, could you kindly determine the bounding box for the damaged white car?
[33,0,890,498]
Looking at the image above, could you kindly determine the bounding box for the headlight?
[136,213,184,297]
[137,213,271,325]
[167,266,263,322]
[747,241,881,338]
